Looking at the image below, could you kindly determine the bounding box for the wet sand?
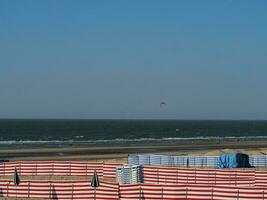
[1,140,267,162]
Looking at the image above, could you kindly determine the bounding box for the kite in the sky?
[160,101,167,107]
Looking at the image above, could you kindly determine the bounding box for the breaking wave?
[1,135,267,146]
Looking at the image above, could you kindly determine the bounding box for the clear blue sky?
[0,0,267,120]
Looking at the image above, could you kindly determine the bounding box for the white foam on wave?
[1,135,267,145]
[74,135,84,138]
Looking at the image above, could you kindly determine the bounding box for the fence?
[2,161,267,187]
[0,179,119,199]
[120,184,267,200]
[143,166,257,186]
[0,161,122,182]
[250,155,267,167]
[1,179,267,199]
[129,154,267,168]
[256,171,267,186]
[128,154,219,167]
[142,165,267,187]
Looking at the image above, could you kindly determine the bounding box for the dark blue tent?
[217,153,251,168]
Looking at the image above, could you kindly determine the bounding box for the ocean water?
[0,119,267,147]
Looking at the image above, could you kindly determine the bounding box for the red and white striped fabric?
[1,179,267,200]
[103,163,123,182]
[143,166,256,186]
[120,183,188,199]
[0,161,122,180]
[119,184,267,200]
[255,171,267,186]
[0,179,119,200]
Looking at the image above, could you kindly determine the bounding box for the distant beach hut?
[14,167,20,185]
[91,170,100,200]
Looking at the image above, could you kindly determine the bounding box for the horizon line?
[0,118,267,121]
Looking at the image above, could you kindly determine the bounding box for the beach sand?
[1,140,267,162]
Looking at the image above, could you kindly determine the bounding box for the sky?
[0,0,267,120]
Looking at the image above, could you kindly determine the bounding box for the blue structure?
[217,153,251,168]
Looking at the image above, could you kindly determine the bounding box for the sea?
[0,119,267,147]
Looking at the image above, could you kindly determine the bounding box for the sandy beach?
[1,140,267,162]
[1,140,267,200]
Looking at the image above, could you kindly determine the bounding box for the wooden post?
[6,181,9,197]
[176,169,178,183]
[94,188,97,200]
[3,162,5,176]
[211,187,213,200]
[49,183,52,199]
[139,185,141,200]
[195,168,197,183]
[52,163,54,176]
[118,183,121,200]
[19,163,21,176]
[71,184,74,200]
[157,169,159,184]
[28,181,30,198]
[235,172,237,186]
[161,187,163,200]
[237,189,239,200]
[262,190,264,200]
[215,170,217,185]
